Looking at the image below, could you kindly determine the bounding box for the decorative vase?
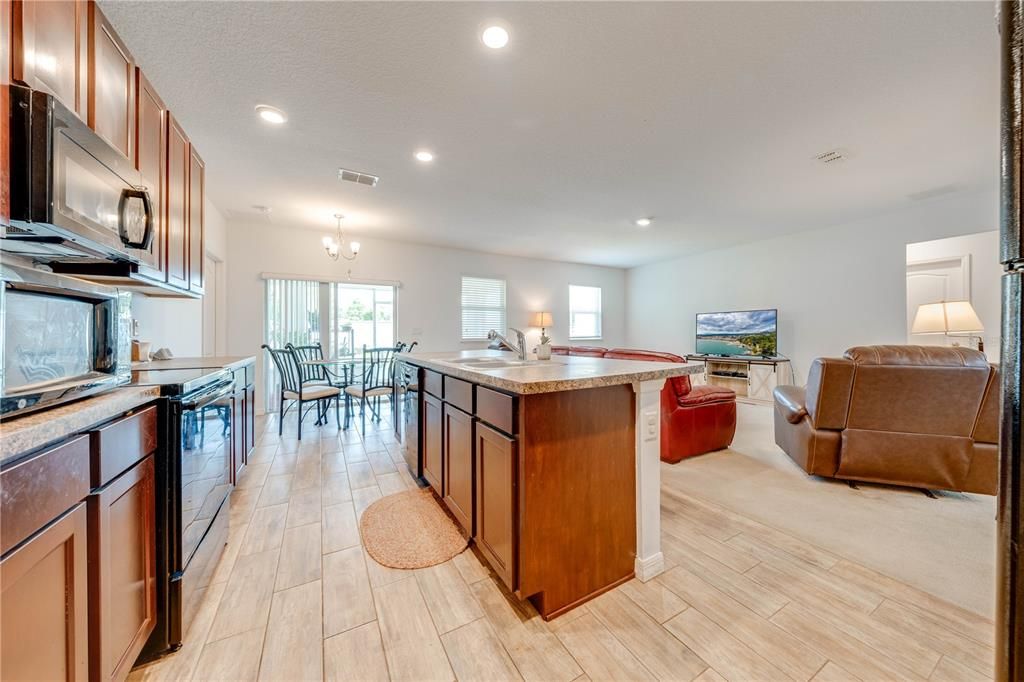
[537,343,552,360]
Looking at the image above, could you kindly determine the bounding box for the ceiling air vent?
[812,148,849,165]
[338,168,380,187]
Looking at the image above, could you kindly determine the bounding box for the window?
[264,278,397,412]
[569,285,602,340]
[461,276,506,340]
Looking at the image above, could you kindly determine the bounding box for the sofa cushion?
[678,385,735,407]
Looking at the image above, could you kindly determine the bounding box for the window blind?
[462,276,507,340]
[264,278,321,412]
[569,285,602,339]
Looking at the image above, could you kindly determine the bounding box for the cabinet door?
[422,392,443,493]
[231,391,245,482]
[2,0,11,227]
[442,404,474,535]
[165,114,189,288]
[1,503,89,682]
[11,0,87,116]
[87,456,156,682]
[188,145,205,293]
[134,69,165,280]
[475,422,516,590]
[87,2,133,159]
[747,364,776,402]
[245,384,256,462]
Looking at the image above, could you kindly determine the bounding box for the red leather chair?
[567,346,608,357]
[603,348,737,463]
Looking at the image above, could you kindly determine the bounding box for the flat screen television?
[695,309,778,357]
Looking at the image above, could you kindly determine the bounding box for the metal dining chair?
[344,346,396,434]
[262,344,342,439]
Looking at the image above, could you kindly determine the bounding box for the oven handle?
[181,380,235,411]
[118,187,155,250]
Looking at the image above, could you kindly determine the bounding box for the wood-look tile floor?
[130,408,996,682]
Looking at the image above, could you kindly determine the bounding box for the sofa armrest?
[774,385,808,424]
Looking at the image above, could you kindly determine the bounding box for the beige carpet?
[663,402,997,618]
[360,489,468,568]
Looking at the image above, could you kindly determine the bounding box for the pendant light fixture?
[323,213,360,261]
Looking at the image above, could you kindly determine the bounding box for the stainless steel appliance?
[3,85,167,288]
[393,359,421,478]
[0,260,131,418]
[134,369,234,661]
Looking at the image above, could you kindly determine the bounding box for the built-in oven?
[140,369,234,661]
[0,260,131,418]
[4,85,155,267]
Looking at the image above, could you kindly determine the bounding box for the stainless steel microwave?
[0,261,132,419]
[3,85,154,264]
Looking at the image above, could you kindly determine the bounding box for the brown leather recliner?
[773,345,999,494]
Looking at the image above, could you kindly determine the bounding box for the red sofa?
[550,346,737,462]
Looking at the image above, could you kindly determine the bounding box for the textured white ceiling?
[100,1,998,268]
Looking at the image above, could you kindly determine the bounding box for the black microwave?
[3,85,154,264]
[0,261,132,418]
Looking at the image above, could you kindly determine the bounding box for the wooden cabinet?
[442,404,474,535]
[475,422,516,590]
[87,456,156,682]
[10,0,88,117]
[165,113,189,289]
[232,388,246,482]
[2,0,11,228]
[188,146,205,293]
[1,503,90,681]
[134,68,166,281]
[423,392,443,492]
[87,2,133,159]
[245,384,256,459]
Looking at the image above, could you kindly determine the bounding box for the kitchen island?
[397,349,700,619]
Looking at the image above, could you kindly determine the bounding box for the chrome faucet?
[487,328,528,360]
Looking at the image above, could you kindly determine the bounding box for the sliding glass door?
[264,278,396,412]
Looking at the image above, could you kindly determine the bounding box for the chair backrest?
[262,344,302,394]
[806,345,993,436]
[361,346,396,391]
[287,343,328,383]
[567,346,608,357]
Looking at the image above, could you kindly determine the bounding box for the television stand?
[685,355,793,404]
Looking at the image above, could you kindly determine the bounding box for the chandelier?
[323,213,360,261]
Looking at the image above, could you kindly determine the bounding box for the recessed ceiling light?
[635,217,652,227]
[254,104,287,124]
[415,150,434,162]
[482,25,509,49]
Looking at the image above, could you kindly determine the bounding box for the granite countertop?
[131,355,255,371]
[402,350,700,395]
[0,385,162,466]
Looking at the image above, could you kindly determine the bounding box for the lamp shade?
[530,311,554,328]
[912,300,984,334]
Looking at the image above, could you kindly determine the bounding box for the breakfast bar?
[397,349,699,619]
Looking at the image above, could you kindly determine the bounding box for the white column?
[632,378,666,582]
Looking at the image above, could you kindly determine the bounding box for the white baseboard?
[634,552,666,582]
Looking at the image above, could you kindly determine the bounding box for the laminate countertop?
[401,350,700,395]
[131,355,255,371]
[0,385,162,466]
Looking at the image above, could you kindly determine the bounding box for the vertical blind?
[461,276,507,340]
[569,285,602,339]
[263,278,321,412]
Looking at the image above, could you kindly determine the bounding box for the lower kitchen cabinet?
[232,388,246,482]
[475,422,517,590]
[245,384,256,457]
[423,392,444,492]
[1,502,90,681]
[442,404,474,535]
[87,455,156,682]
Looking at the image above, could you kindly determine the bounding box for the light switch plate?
[644,409,658,441]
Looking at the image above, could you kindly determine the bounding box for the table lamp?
[530,311,553,345]
[911,300,985,352]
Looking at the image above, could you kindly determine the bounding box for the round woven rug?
[359,489,468,569]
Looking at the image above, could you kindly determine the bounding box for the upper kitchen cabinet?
[10,0,89,117]
[165,114,190,289]
[87,2,134,159]
[188,146,205,294]
[134,69,166,281]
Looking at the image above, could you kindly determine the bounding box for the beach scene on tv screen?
[696,309,777,356]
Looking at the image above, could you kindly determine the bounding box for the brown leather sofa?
[773,345,998,494]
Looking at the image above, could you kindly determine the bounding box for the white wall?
[130,198,227,356]
[626,188,999,384]
[906,230,1001,361]
[226,220,627,410]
